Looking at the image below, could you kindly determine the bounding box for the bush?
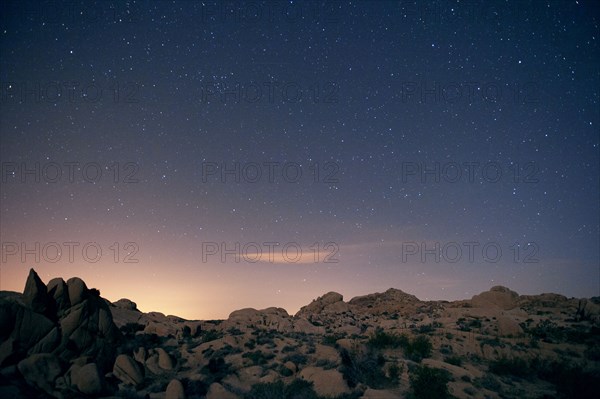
[340,348,397,389]
[201,356,230,384]
[243,350,275,366]
[245,379,319,399]
[410,366,452,399]
[120,322,144,337]
[282,353,308,366]
[489,356,531,377]
[200,329,223,343]
[474,373,501,391]
[322,333,345,347]
[368,328,409,349]
[406,335,432,362]
[444,355,463,366]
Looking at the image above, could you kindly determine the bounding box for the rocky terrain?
[1,269,599,398]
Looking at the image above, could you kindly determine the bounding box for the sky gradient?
[1,0,599,320]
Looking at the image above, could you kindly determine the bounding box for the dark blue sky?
[1,0,598,318]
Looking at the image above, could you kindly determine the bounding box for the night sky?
[1,0,598,319]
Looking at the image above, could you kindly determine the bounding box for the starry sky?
[0,0,598,320]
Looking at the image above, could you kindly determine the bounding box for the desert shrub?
[489,356,531,377]
[201,356,230,383]
[256,332,276,347]
[181,378,209,396]
[444,355,463,366]
[119,331,163,355]
[339,348,397,389]
[479,337,504,348]
[281,345,296,353]
[120,322,144,337]
[245,339,257,350]
[527,319,565,343]
[322,333,345,347]
[439,344,453,355]
[228,327,244,336]
[388,363,402,382]
[201,329,223,343]
[243,350,275,366]
[535,358,600,399]
[314,358,338,369]
[417,324,435,334]
[211,344,240,358]
[406,335,432,362]
[409,366,452,399]
[367,328,409,349]
[473,373,501,391]
[182,325,192,339]
[584,344,600,361]
[282,353,308,366]
[245,379,319,399]
[279,364,294,377]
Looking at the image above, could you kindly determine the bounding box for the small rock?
[165,378,186,399]
[156,347,174,370]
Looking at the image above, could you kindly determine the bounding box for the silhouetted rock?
[47,278,70,314]
[113,354,144,387]
[113,298,138,311]
[17,353,62,397]
[66,277,88,307]
[22,269,55,319]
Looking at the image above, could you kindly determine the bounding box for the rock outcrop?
[0,269,121,397]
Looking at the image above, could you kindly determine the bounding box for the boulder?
[297,292,344,316]
[165,378,186,399]
[71,362,103,394]
[27,326,60,355]
[66,277,88,307]
[293,318,325,334]
[17,353,62,396]
[299,366,350,397]
[12,306,55,350]
[22,269,54,317]
[471,286,519,310]
[496,315,524,337]
[113,298,138,311]
[206,382,240,399]
[113,354,144,387]
[156,347,174,370]
[134,346,147,364]
[47,278,70,313]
